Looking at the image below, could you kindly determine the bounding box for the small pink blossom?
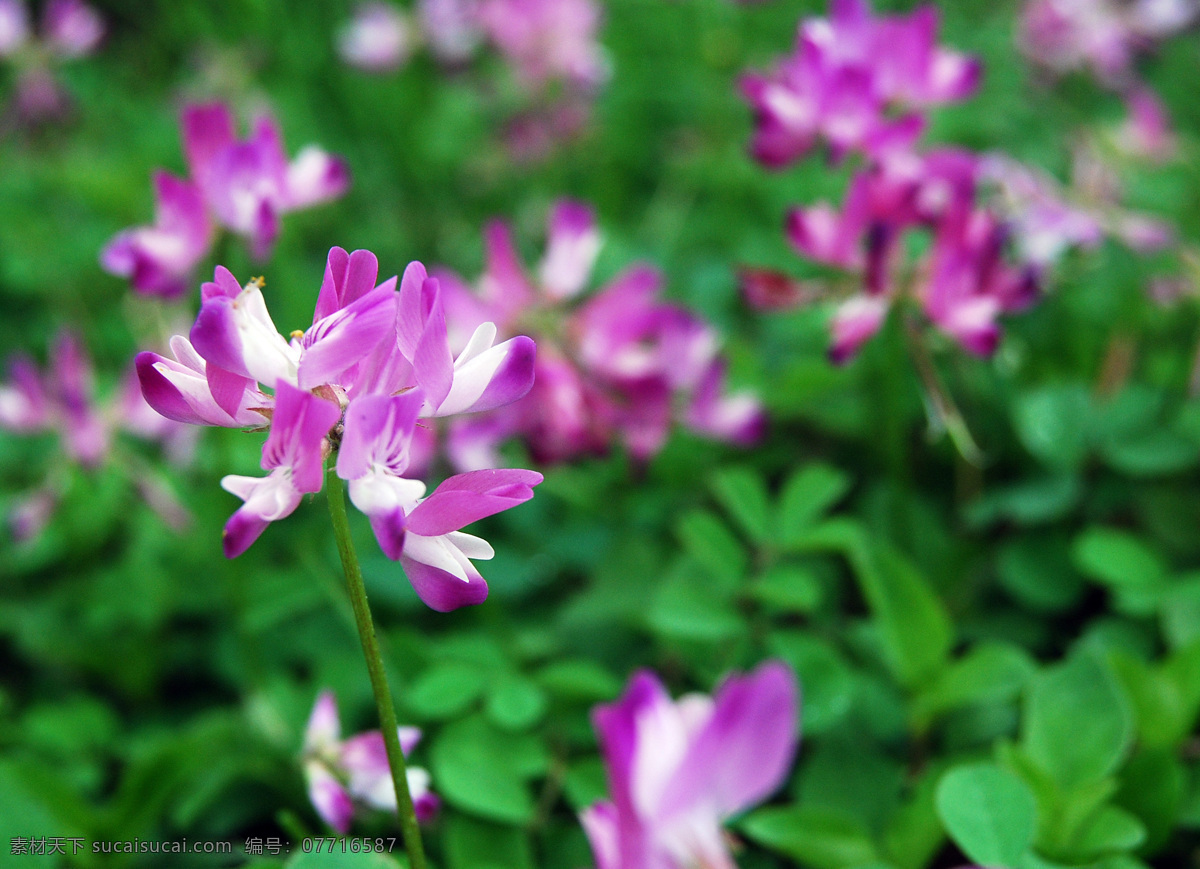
[338,3,415,72]
[303,691,438,834]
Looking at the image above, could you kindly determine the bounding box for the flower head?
[581,661,800,869]
[741,0,979,167]
[102,102,350,297]
[137,247,541,611]
[436,200,763,466]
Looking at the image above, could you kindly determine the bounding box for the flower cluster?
[0,0,103,123]
[137,246,540,611]
[741,0,979,167]
[0,331,191,540]
[433,200,763,468]
[1020,0,1197,85]
[581,661,799,869]
[102,103,349,299]
[338,0,605,88]
[303,691,438,834]
[337,0,604,160]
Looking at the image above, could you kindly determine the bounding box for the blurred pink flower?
[102,102,350,296]
[338,3,415,72]
[741,0,979,167]
[304,691,438,834]
[476,0,608,90]
[1019,0,1197,84]
[581,661,800,869]
[436,200,764,467]
[0,331,191,539]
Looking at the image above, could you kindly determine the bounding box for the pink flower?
[418,0,481,63]
[1019,0,1197,84]
[303,691,438,834]
[338,3,414,72]
[742,0,979,167]
[476,0,607,90]
[1,331,191,538]
[581,661,800,869]
[436,200,763,466]
[137,248,541,610]
[103,102,350,297]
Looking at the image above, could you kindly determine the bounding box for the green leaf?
[997,535,1085,614]
[1072,529,1169,615]
[676,509,749,586]
[778,464,852,543]
[749,564,824,613]
[936,763,1038,868]
[740,806,879,869]
[648,562,745,642]
[485,673,548,731]
[535,660,621,703]
[847,543,953,688]
[710,466,773,543]
[1161,574,1200,649]
[1023,651,1134,787]
[406,663,488,720]
[443,814,534,869]
[1070,806,1146,856]
[766,631,856,735]
[430,716,538,824]
[917,643,1037,721]
[1013,385,1092,469]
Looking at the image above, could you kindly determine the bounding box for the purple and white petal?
[406,468,542,537]
[0,0,29,57]
[539,200,601,300]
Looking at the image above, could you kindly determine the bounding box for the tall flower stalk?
[326,470,427,869]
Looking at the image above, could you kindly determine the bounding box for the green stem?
[325,471,428,869]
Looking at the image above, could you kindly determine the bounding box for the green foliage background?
[2,0,1200,867]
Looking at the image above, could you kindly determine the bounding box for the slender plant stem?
[325,471,428,869]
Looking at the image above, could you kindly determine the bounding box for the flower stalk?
[324,470,427,869]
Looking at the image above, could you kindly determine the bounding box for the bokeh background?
[2,0,1200,866]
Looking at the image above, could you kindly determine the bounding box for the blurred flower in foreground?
[435,200,764,468]
[580,661,799,869]
[137,247,540,610]
[0,330,190,540]
[102,102,349,298]
[0,0,104,125]
[303,691,438,833]
[741,0,979,167]
[1020,0,1197,85]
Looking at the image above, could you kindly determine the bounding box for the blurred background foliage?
[2,0,1200,867]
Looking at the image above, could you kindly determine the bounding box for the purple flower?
[101,172,215,298]
[436,200,763,466]
[1019,0,1197,84]
[42,0,103,58]
[742,0,979,167]
[102,103,349,298]
[1,331,192,538]
[138,248,540,609]
[303,691,438,834]
[338,3,414,72]
[580,661,800,869]
[182,103,350,260]
[476,0,608,90]
[418,0,481,63]
[0,0,29,57]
